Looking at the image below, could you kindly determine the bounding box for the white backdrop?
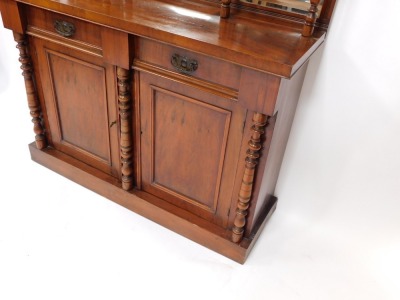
[1,1,399,299]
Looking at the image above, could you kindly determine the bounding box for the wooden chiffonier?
[0,0,336,263]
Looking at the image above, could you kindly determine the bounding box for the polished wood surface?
[137,38,241,90]
[1,0,336,263]
[117,67,134,191]
[246,62,308,234]
[232,112,268,243]
[13,32,47,149]
[319,0,337,27]
[220,0,231,18]
[15,0,325,77]
[139,71,245,226]
[230,0,336,29]
[25,5,102,47]
[31,37,120,176]
[0,0,25,33]
[302,0,321,37]
[28,142,277,263]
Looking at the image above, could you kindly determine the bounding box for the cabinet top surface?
[14,0,326,77]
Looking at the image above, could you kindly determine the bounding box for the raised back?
[220,0,336,33]
[302,0,321,37]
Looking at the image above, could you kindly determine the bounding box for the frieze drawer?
[25,5,102,49]
[136,37,242,92]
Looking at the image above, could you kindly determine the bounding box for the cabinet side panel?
[249,61,309,233]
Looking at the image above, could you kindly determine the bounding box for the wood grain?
[117,67,134,191]
[302,0,321,37]
[232,112,268,243]
[13,32,47,150]
[31,38,119,176]
[16,0,327,77]
[139,71,245,226]
[1,0,337,263]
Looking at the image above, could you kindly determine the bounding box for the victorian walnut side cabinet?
[0,0,336,263]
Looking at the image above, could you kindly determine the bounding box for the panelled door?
[138,72,246,227]
[31,38,120,178]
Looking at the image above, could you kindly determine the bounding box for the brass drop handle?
[54,20,76,37]
[171,53,198,75]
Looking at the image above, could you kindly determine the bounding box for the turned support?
[220,0,231,18]
[13,32,47,149]
[302,0,321,37]
[117,67,134,191]
[232,112,268,243]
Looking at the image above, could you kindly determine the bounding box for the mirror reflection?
[239,0,324,15]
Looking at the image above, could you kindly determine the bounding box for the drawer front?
[25,6,102,48]
[137,38,241,91]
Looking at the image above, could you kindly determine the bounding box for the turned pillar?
[13,32,47,149]
[232,112,268,243]
[117,67,134,191]
[220,0,231,18]
[302,0,321,37]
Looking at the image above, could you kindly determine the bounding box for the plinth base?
[29,143,277,263]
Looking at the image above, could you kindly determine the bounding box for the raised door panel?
[151,86,230,213]
[31,38,120,177]
[139,72,246,227]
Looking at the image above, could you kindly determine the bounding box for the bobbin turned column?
[302,0,321,37]
[220,0,231,18]
[232,112,268,243]
[13,32,47,150]
[117,67,134,191]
